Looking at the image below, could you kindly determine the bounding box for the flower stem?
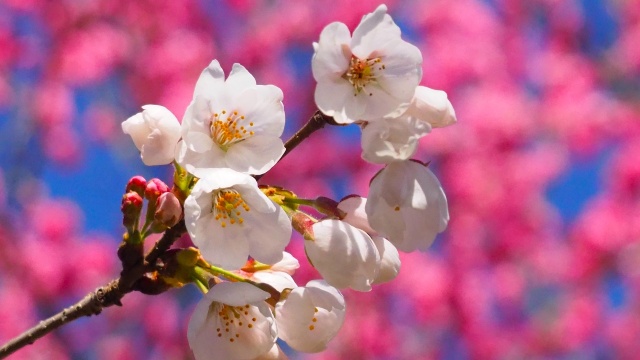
[282,197,316,207]
[192,266,212,287]
[255,110,335,181]
[193,276,209,294]
[205,265,248,283]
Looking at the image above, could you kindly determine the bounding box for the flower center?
[210,109,255,151]
[212,189,250,228]
[211,303,259,343]
[343,55,385,96]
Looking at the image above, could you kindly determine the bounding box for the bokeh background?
[1,0,640,359]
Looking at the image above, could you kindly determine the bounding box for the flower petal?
[251,271,297,292]
[234,85,285,137]
[193,59,225,100]
[225,63,257,99]
[312,22,351,80]
[406,86,457,128]
[140,129,178,165]
[225,135,285,175]
[314,79,354,124]
[207,281,271,306]
[371,236,400,284]
[121,112,148,149]
[357,83,409,121]
[306,220,379,291]
[350,5,401,58]
[184,131,214,153]
[337,196,376,234]
[360,117,429,164]
[245,203,292,265]
[192,212,250,269]
[276,280,345,353]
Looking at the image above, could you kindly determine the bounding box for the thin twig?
[255,110,335,181]
[282,110,335,160]
[0,221,186,359]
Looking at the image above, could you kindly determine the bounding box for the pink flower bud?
[125,175,147,196]
[314,196,346,218]
[291,212,316,240]
[154,192,182,228]
[144,178,169,202]
[121,191,143,229]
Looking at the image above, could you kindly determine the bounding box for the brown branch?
[281,110,335,160]
[255,110,336,181]
[0,220,186,359]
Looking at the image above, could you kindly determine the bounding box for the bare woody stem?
[0,110,334,359]
[255,110,336,181]
[0,221,186,359]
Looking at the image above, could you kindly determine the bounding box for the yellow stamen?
[343,55,384,96]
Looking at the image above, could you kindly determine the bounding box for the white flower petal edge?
[360,116,430,164]
[337,195,377,234]
[121,105,181,166]
[371,236,401,284]
[188,282,276,360]
[365,160,449,252]
[312,4,422,124]
[276,280,346,353]
[180,60,286,175]
[359,86,456,164]
[405,86,457,128]
[184,168,292,270]
[305,219,379,291]
[251,271,298,293]
[269,252,300,275]
[337,196,401,284]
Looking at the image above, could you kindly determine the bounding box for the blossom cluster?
[118,4,455,359]
[3,0,638,359]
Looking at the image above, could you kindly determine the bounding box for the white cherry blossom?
[184,168,292,270]
[188,282,277,360]
[312,4,422,124]
[178,60,286,176]
[121,105,181,166]
[405,86,457,129]
[360,86,456,164]
[338,196,400,284]
[304,219,379,291]
[276,280,346,353]
[365,160,449,252]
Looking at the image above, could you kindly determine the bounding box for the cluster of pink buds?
[120,176,182,238]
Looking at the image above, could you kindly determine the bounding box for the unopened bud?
[121,191,143,229]
[337,195,376,234]
[315,196,346,218]
[144,178,169,202]
[154,192,182,228]
[125,176,147,197]
[291,212,316,240]
[176,247,200,267]
[158,248,204,288]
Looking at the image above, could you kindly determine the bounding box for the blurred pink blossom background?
[1,0,639,359]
